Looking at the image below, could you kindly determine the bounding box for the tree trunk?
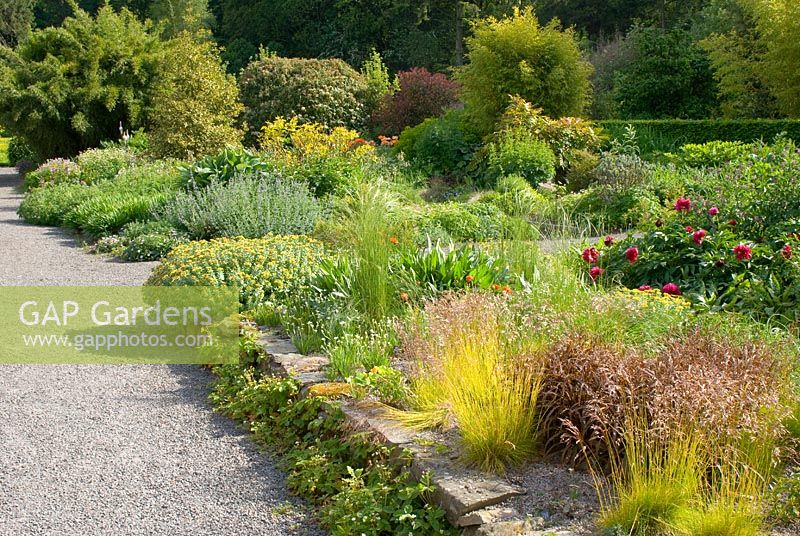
[455,1,464,66]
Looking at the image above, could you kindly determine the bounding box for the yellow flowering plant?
[147,235,329,310]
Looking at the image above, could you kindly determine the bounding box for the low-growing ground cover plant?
[147,235,328,310]
[209,366,455,535]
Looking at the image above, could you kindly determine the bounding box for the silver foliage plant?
[159,173,326,239]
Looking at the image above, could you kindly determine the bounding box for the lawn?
[0,138,10,166]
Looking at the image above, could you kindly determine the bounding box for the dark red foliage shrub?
[370,68,460,136]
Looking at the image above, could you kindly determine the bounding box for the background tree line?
[1,0,799,119]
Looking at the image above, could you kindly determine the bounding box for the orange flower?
[465,274,474,283]
[399,292,410,302]
[502,285,512,294]
[492,284,501,291]
[389,236,399,245]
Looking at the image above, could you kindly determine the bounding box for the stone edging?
[257,329,579,536]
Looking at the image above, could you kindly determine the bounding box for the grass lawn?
[0,138,10,166]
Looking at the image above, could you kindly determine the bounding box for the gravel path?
[0,168,323,535]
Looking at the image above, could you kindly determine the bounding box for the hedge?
[600,119,800,154]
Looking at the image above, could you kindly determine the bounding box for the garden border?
[256,328,580,536]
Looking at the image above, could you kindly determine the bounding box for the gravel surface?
[0,168,323,535]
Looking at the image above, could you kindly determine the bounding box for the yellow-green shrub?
[457,8,592,134]
[148,31,243,159]
[147,235,328,309]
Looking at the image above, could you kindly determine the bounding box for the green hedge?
[600,120,800,154]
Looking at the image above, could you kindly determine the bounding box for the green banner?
[0,286,240,364]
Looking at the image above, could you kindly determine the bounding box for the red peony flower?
[674,197,692,212]
[582,247,600,264]
[465,274,474,283]
[692,229,707,245]
[589,266,604,282]
[662,283,682,296]
[638,285,652,291]
[604,235,615,247]
[708,207,719,216]
[728,219,737,226]
[782,244,793,260]
[733,243,752,261]
[685,226,693,233]
[625,246,639,263]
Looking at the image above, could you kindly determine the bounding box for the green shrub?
[395,241,511,299]
[418,202,508,242]
[611,26,718,120]
[594,153,653,190]
[565,150,600,192]
[7,137,35,164]
[567,185,662,232]
[147,235,328,309]
[0,137,8,166]
[148,32,243,160]
[159,174,324,239]
[600,119,800,154]
[457,8,592,134]
[486,136,556,187]
[63,191,172,239]
[178,147,271,190]
[75,147,137,184]
[671,141,752,168]
[24,159,81,190]
[238,53,368,144]
[18,182,88,226]
[360,49,398,118]
[493,96,602,171]
[395,110,476,176]
[0,5,161,158]
[118,220,188,261]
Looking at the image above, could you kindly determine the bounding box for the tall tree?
[698,0,779,118]
[1,0,36,47]
[743,0,800,116]
[148,0,213,38]
[0,5,162,157]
